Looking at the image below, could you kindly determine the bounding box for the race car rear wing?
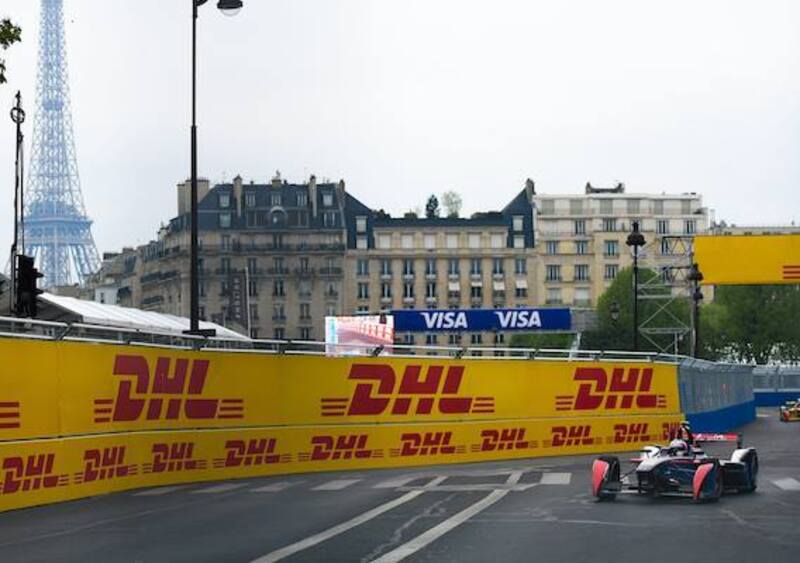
[693,433,743,449]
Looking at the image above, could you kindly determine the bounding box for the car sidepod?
[721,449,758,493]
[693,460,722,502]
[592,455,621,501]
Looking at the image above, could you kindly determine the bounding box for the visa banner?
[390,307,571,332]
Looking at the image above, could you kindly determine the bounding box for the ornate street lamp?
[187,0,244,336]
[626,221,646,351]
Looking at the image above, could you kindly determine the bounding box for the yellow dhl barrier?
[694,234,800,285]
[2,340,681,440]
[0,414,682,512]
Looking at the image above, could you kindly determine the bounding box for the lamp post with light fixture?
[187,0,243,336]
[625,221,646,351]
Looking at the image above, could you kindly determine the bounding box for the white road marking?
[251,476,446,563]
[312,479,361,491]
[539,472,572,485]
[756,413,772,419]
[773,478,800,491]
[372,472,522,563]
[251,481,299,493]
[192,482,250,494]
[374,477,417,489]
[132,485,189,497]
[621,475,631,485]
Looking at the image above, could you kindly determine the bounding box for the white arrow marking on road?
[192,483,250,494]
[312,479,361,491]
[251,476,447,562]
[772,478,800,491]
[251,481,301,493]
[373,477,418,489]
[539,472,572,485]
[371,471,523,563]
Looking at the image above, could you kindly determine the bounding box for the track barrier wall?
[752,366,800,406]
[678,359,755,432]
[0,338,683,511]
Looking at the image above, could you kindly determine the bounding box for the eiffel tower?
[25,0,100,288]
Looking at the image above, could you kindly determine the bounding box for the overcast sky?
[1,0,799,254]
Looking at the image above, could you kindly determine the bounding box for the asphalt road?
[1,408,798,562]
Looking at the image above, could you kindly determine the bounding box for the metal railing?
[0,316,687,363]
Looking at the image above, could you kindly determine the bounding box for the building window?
[660,238,671,255]
[470,285,483,299]
[574,220,586,235]
[684,220,696,235]
[681,200,691,214]
[323,211,337,227]
[513,236,524,249]
[273,304,285,320]
[448,333,460,345]
[300,327,311,340]
[604,264,619,280]
[470,333,483,345]
[248,280,258,297]
[546,264,561,282]
[245,192,256,207]
[539,200,555,215]
[356,216,367,232]
[546,287,562,304]
[657,219,669,235]
[446,234,459,249]
[198,305,206,320]
[492,258,504,275]
[300,303,311,320]
[298,280,312,298]
[199,281,205,297]
[574,288,590,307]
[380,259,392,276]
[249,303,259,320]
[270,193,282,206]
[322,193,333,207]
[274,280,286,297]
[325,282,338,298]
[357,305,370,314]
[299,257,310,272]
[296,192,308,207]
[491,233,504,248]
[274,327,285,339]
[627,199,641,214]
[545,241,558,255]
[219,192,230,208]
[653,200,664,215]
[220,257,231,273]
[470,258,481,275]
[403,283,415,299]
[219,213,232,228]
[468,233,481,249]
[377,234,391,249]
[574,264,590,281]
[247,257,257,273]
[426,282,437,298]
[403,333,414,345]
[357,259,369,276]
[424,234,436,249]
[357,282,369,299]
[448,259,460,275]
[602,218,617,232]
[425,258,436,275]
[514,258,527,274]
[515,286,527,299]
[599,199,613,215]
[604,240,619,257]
[575,240,588,255]
[356,236,368,250]
[569,199,584,215]
[403,259,415,276]
[425,334,438,345]
[401,234,414,249]
[381,283,392,299]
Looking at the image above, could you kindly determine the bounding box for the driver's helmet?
[669,439,689,456]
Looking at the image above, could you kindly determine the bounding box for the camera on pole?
[15,254,43,318]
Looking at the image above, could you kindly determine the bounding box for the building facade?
[89,177,709,342]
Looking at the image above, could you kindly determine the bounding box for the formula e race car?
[592,433,758,503]
[779,399,800,422]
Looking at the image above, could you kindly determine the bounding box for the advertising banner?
[694,234,800,285]
[324,315,394,355]
[390,308,571,332]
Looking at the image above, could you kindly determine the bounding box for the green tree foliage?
[425,194,440,218]
[581,267,691,354]
[509,332,574,349]
[440,190,462,218]
[0,18,22,85]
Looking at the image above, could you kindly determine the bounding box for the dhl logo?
[547,425,596,447]
[142,442,207,473]
[610,423,651,444]
[321,363,494,417]
[214,439,290,468]
[298,434,382,462]
[662,421,681,440]
[555,367,667,411]
[94,355,244,424]
[471,428,537,453]
[74,446,137,484]
[782,264,800,281]
[390,431,465,457]
[1,453,69,494]
[0,401,20,430]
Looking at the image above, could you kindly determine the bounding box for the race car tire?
[592,455,620,501]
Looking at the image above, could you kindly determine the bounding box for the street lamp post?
[187,0,243,336]
[625,221,645,351]
[687,262,704,357]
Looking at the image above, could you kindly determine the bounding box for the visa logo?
[494,310,541,329]
[421,311,469,329]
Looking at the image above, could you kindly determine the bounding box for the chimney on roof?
[615,182,625,193]
[271,170,282,188]
[233,174,243,217]
[525,178,535,202]
[336,179,346,209]
[308,174,318,218]
[585,182,592,194]
[177,178,210,215]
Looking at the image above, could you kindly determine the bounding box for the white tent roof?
[40,293,248,341]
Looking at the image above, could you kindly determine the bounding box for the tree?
[0,18,22,85]
[581,267,691,354]
[425,195,440,218]
[440,191,462,218]
[509,332,574,349]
